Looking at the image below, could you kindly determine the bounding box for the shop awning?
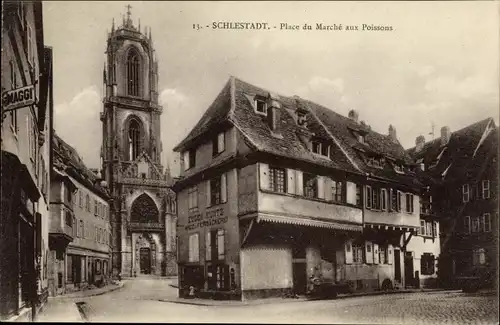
[1,150,40,202]
[256,213,363,232]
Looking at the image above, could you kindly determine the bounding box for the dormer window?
[358,134,365,143]
[311,141,330,157]
[394,163,404,173]
[255,99,267,116]
[297,112,307,127]
[312,141,321,154]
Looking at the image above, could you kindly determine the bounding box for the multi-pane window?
[391,189,398,211]
[366,186,372,208]
[79,191,83,208]
[483,213,491,232]
[212,132,225,157]
[464,216,471,234]
[188,149,196,169]
[86,194,90,212]
[397,191,402,212]
[421,253,435,275]
[356,185,361,206]
[210,177,222,205]
[321,144,330,157]
[303,173,318,199]
[372,188,380,210]
[472,248,486,266]
[418,220,437,237]
[379,246,387,264]
[188,186,198,212]
[269,167,286,193]
[471,217,480,233]
[126,49,140,96]
[352,244,364,264]
[312,141,321,154]
[255,99,267,115]
[188,233,200,263]
[332,181,343,202]
[65,211,72,227]
[94,199,98,215]
[462,184,470,203]
[406,194,414,213]
[381,189,387,210]
[482,180,490,199]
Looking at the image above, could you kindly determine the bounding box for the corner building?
[173,77,440,300]
[101,14,177,277]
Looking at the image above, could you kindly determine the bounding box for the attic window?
[312,141,330,157]
[358,134,365,144]
[255,99,267,116]
[394,163,405,173]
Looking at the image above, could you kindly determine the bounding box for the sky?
[43,1,499,176]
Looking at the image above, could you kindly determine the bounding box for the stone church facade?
[100,12,177,277]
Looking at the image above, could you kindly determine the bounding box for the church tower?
[101,6,177,277]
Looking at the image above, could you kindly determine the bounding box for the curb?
[154,288,461,307]
[54,282,125,300]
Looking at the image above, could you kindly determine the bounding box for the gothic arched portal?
[130,194,159,223]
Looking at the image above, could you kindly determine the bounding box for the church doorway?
[139,248,151,274]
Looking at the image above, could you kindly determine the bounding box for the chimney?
[440,126,451,145]
[415,135,425,153]
[348,109,359,123]
[388,124,397,142]
[266,93,281,132]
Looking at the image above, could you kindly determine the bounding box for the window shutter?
[365,241,373,264]
[295,170,304,196]
[401,192,406,212]
[221,173,227,203]
[217,229,225,260]
[373,243,379,264]
[345,240,353,264]
[387,244,394,264]
[432,221,437,237]
[317,176,325,199]
[183,151,190,171]
[389,189,393,211]
[218,132,225,153]
[259,163,270,190]
[206,180,211,207]
[205,231,211,261]
[286,168,296,194]
[346,181,356,205]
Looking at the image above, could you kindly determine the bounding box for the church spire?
[125,4,133,28]
[111,17,115,32]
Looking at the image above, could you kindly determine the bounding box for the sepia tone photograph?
[1,0,499,323]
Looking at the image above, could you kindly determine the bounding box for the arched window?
[128,119,141,160]
[126,49,140,97]
[131,194,159,223]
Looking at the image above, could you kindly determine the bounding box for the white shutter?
[205,230,211,261]
[401,192,407,212]
[324,178,333,201]
[206,180,211,207]
[221,173,227,203]
[389,189,393,211]
[217,229,225,260]
[345,240,353,264]
[373,243,379,264]
[183,151,190,171]
[295,170,304,196]
[365,241,373,264]
[317,176,325,199]
[218,132,225,153]
[286,168,296,194]
[259,163,270,190]
[346,181,357,205]
[387,244,394,265]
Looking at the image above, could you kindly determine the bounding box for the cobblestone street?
[65,278,498,324]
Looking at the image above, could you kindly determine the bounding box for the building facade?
[1,1,52,320]
[408,119,498,290]
[48,134,112,296]
[173,77,440,300]
[101,12,177,277]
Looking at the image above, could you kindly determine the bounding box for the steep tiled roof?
[53,133,110,199]
[175,76,423,187]
[173,79,232,151]
[407,118,497,183]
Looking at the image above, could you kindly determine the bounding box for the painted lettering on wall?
[185,207,227,231]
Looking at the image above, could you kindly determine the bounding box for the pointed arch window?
[128,118,141,160]
[131,194,159,223]
[127,49,140,97]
